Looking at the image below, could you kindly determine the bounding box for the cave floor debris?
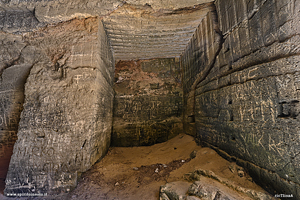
[0,134,275,200]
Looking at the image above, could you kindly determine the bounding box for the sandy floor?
[66,133,269,200]
[0,134,272,200]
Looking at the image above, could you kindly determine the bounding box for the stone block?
[4,18,114,195]
[0,64,32,193]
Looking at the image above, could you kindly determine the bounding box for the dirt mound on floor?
[0,134,274,200]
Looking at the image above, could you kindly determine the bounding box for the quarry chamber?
[0,0,300,199]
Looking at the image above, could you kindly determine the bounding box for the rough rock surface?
[1,134,274,200]
[181,7,222,138]
[1,0,300,198]
[112,59,183,146]
[159,178,274,200]
[160,181,191,200]
[0,32,31,193]
[0,6,42,34]
[185,169,275,200]
[4,18,114,195]
[0,0,212,24]
[182,0,300,198]
[102,3,215,60]
[0,0,215,196]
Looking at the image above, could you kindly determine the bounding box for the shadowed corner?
[0,146,14,194]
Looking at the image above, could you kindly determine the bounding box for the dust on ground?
[66,133,267,200]
[0,133,270,200]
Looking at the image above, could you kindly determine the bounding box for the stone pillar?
[0,32,31,192]
[4,18,114,195]
[0,64,31,192]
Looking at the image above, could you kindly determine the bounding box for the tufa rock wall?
[4,17,115,195]
[181,7,222,137]
[102,2,215,60]
[0,6,43,34]
[0,0,212,24]
[112,59,183,146]
[0,33,31,191]
[182,0,300,198]
[0,0,210,195]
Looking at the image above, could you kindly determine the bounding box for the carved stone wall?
[2,0,300,198]
[112,59,183,146]
[182,0,300,198]
[4,18,114,195]
[0,0,212,24]
[0,6,42,33]
[0,0,207,195]
[0,32,34,192]
[181,8,222,137]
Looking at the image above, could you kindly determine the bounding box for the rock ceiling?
[0,0,213,60]
[103,3,214,60]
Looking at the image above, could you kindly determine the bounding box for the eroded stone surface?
[0,32,34,193]
[0,0,212,24]
[181,7,222,138]
[160,181,190,200]
[102,3,215,60]
[4,18,114,195]
[159,178,267,200]
[182,0,300,198]
[1,0,300,198]
[0,0,217,60]
[112,59,183,146]
[0,6,42,33]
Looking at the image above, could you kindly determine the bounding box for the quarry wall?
[112,59,183,146]
[0,33,31,191]
[0,8,43,183]
[1,0,300,197]
[0,0,193,195]
[182,0,300,198]
[2,17,115,195]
